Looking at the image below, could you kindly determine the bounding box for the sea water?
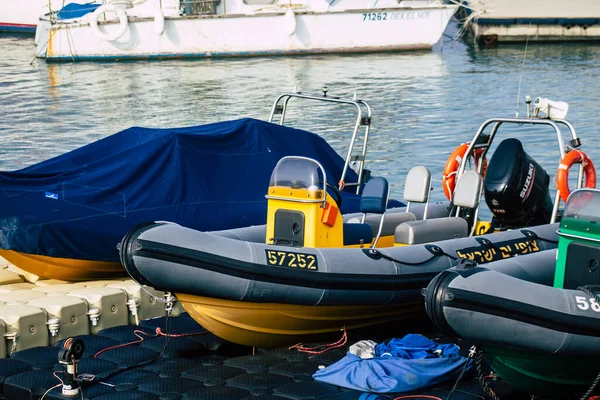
[1,23,600,208]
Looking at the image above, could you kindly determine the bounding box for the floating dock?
[461,0,600,43]
[0,258,585,399]
[0,313,539,400]
[0,256,180,357]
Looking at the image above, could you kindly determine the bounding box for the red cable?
[94,327,207,358]
[588,397,600,400]
[288,326,348,354]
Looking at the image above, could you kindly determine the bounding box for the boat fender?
[89,4,129,42]
[557,150,596,202]
[284,8,297,36]
[154,8,165,35]
[442,142,487,200]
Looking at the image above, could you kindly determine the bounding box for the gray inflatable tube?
[424,250,600,356]
[120,219,559,308]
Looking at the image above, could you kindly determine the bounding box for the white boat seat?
[404,166,432,220]
[453,170,483,236]
[343,177,389,247]
[453,170,483,211]
[394,171,482,245]
[394,218,468,245]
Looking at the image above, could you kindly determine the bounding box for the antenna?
[515,21,532,118]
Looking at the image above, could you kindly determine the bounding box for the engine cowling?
[484,138,553,229]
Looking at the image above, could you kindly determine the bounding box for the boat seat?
[404,166,432,220]
[452,170,483,236]
[345,212,416,239]
[394,218,468,245]
[394,171,482,245]
[343,223,374,246]
[343,166,432,240]
[452,170,482,215]
[343,177,389,247]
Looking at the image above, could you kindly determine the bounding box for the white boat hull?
[0,0,63,33]
[36,5,456,61]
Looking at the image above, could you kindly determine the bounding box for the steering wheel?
[325,183,343,208]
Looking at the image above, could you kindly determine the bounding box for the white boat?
[460,0,600,43]
[0,0,66,33]
[34,0,457,62]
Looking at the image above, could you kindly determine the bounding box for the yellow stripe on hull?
[176,293,423,348]
[0,250,124,281]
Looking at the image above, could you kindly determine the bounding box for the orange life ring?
[442,142,487,200]
[556,150,596,203]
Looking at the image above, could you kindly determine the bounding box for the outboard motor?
[484,138,553,229]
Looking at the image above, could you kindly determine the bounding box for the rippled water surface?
[2,24,600,207]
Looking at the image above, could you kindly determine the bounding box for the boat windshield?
[563,189,600,223]
[269,156,326,191]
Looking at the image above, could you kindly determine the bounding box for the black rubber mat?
[0,313,576,400]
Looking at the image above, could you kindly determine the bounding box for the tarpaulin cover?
[0,118,396,262]
[313,334,471,393]
[57,3,101,20]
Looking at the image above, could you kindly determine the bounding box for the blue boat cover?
[313,334,471,393]
[0,118,399,263]
[57,3,101,20]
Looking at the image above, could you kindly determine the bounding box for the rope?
[577,286,600,400]
[94,326,207,358]
[289,326,347,354]
[473,346,500,400]
[40,384,62,400]
[89,313,175,383]
[444,345,477,400]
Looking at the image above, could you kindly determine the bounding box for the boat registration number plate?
[265,250,318,270]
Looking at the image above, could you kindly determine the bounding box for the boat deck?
[0,313,548,400]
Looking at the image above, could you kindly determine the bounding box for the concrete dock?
[460,0,600,43]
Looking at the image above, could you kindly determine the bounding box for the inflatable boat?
[121,149,562,348]
[0,90,400,280]
[424,188,600,397]
[121,99,597,347]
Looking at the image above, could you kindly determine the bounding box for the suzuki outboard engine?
[484,138,553,229]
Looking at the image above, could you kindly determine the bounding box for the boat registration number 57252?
[265,250,318,270]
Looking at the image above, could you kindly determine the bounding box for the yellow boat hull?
[0,250,124,281]
[176,293,423,348]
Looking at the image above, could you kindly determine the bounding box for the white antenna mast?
[515,22,532,118]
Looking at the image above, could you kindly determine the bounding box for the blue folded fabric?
[374,333,461,359]
[57,3,101,20]
[313,334,470,393]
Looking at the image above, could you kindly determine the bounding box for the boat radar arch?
[453,95,590,226]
